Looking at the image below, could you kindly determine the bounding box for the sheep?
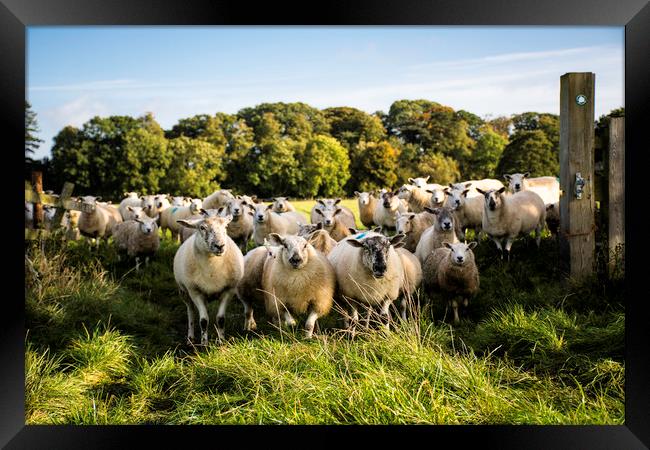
[444,187,484,240]
[118,193,143,221]
[449,179,504,198]
[236,243,277,331]
[476,187,546,260]
[408,176,440,192]
[252,203,307,246]
[42,205,59,231]
[373,191,408,234]
[140,195,158,219]
[160,199,203,242]
[328,232,406,334]
[62,210,81,241]
[150,194,172,221]
[77,196,123,247]
[310,198,356,228]
[394,210,435,252]
[354,191,378,228]
[25,202,33,227]
[112,216,161,271]
[298,222,324,237]
[503,173,560,206]
[271,197,296,213]
[173,214,244,345]
[121,206,146,222]
[261,234,336,338]
[313,206,353,241]
[178,208,222,243]
[220,198,255,253]
[396,184,433,213]
[423,242,479,324]
[414,206,461,264]
[545,202,560,236]
[169,196,192,207]
[395,247,422,321]
[202,189,235,210]
[304,229,338,255]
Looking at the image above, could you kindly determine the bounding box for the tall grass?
[24,216,624,425]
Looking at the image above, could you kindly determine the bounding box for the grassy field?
[24,198,625,424]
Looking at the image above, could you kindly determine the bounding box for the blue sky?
[27,26,624,159]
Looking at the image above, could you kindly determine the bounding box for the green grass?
[24,210,625,425]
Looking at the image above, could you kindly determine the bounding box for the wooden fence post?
[608,117,625,277]
[31,171,44,229]
[559,72,596,280]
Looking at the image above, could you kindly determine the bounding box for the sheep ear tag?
[355,232,368,240]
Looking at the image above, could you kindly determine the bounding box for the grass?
[24,203,625,425]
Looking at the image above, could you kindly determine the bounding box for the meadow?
[24,199,625,424]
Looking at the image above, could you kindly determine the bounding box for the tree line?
[26,100,578,200]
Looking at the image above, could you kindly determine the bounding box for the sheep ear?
[389,233,406,247]
[334,208,343,216]
[247,210,255,216]
[464,183,472,188]
[134,218,144,224]
[523,172,530,178]
[462,189,470,197]
[425,189,434,194]
[127,206,134,211]
[177,218,203,229]
[503,174,511,181]
[334,198,342,205]
[315,208,324,216]
[443,242,453,249]
[408,178,415,184]
[476,188,486,196]
[346,239,365,248]
[348,227,358,235]
[423,176,430,182]
[546,204,555,211]
[443,187,450,194]
[96,196,102,201]
[497,187,506,195]
[285,197,290,201]
[316,222,323,230]
[467,242,478,250]
[199,208,210,217]
[318,199,326,206]
[267,233,285,247]
[408,215,415,222]
[217,207,225,215]
[266,204,273,210]
[423,206,436,214]
[372,226,382,233]
[448,183,455,188]
[354,191,360,197]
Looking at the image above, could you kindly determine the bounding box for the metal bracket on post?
[574,172,585,199]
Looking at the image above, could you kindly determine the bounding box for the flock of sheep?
[25,172,560,345]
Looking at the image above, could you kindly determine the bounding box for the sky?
[27,26,624,160]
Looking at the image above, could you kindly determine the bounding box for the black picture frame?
[6,0,649,447]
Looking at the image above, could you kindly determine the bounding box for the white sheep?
[394,210,435,253]
[354,191,378,228]
[252,203,307,246]
[235,243,277,331]
[476,187,546,260]
[160,199,203,242]
[121,205,146,222]
[396,184,433,213]
[262,234,336,338]
[449,179,504,198]
[395,247,422,321]
[220,198,255,253]
[62,210,81,241]
[423,241,479,324]
[313,206,353,241]
[202,189,235,210]
[408,176,442,193]
[173,214,244,345]
[503,173,560,206]
[77,196,123,247]
[304,228,338,255]
[271,197,296,213]
[414,206,461,264]
[444,187,484,240]
[373,191,408,234]
[328,231,406,334]
[310,198,356,228]
[118,193,143,221]
[113,216,161,271]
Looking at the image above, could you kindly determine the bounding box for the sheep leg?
[135,256,141,271]
[363,305,372,330]
[145,256,150,266]
[283,310,297,328]
[304,309,319,339]
[400,298,408,321]
[491,236,503,258]
[535,222,543,248]
[380,300,392,331]
[183,297,196,344]
[215,288,235,342]
[349,306,359,338]
[504,237,514,262]
[451,299,460,325]
[239,297,257,331]
[187,289,209,346]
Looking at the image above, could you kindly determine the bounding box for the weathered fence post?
[559,72,596,280]
[608,117,625,277]
[31,171,44,229]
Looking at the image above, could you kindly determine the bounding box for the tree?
[246,138,302,197]
[121,128,171,194]
[464,125,508,179]
[25,101,44,161]
[237,102,329,143]
[496,130,559,177]
[161,136,225,198]
[350,140,400,192]
[416,152,461,185]
[50,126,92,192]
[487,115,513,139]
[322,106,386,149]
[299,135,350,198]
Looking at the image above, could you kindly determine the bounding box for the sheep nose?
[456,256,464,263]
[289,256,302,267]
[443,222,451,230]
[325,220,333,226]
[515,184,521,190]
[455,200,460,206]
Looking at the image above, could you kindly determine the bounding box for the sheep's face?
[141,195,157,214]
[268,234,310,269]
[504,173,529,193]
[298,222,322,238]
[355,191,374,206]
[254,204,273,223]
[315,207,342,228]
[135,217,158,235]
[427,188,446,206]
[187,215,233,255]
[427,206,456,232]
[409,176,430,188]
[317,198,339,210]
[478,187,507,212]
[445,189,469,210]
[272,197,291,213]
[127,206,145,220]
[381,192,400,210]
[170,196,186,206]
[154,195,170,210]
[43,205,57,220]
[444,242,477,266]
[124,192,139,199]
[189,199,203,215]
[396,185,413,200]
[346,234,405,279]
[395,213,415,235]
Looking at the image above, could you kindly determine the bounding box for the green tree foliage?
[299,135,350,198]
[465,125,508,179]
[51,126,92,193]
[323,107,386,149]
[121,128,171,195]
[160,137,225,198]
[246,139,302,198]
[237,102,329,143]
[25,101,44,161]
[417,152,461,186]
[351,141,400,192]
[487,115,513,139]
[511,112,559,150]
[496,130,559,177]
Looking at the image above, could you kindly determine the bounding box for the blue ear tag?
[356,232,368,240]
